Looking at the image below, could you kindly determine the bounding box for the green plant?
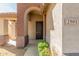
[38,40,49,51]
[39,47,51,56]
[37,40,51,56]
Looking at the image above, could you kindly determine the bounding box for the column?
[16,12,29,48]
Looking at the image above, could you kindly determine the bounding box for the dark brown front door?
[36,21,43,39]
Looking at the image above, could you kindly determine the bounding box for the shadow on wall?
[46,4,56,44]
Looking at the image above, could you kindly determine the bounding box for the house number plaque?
[64,16,79,25]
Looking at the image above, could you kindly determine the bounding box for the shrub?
[39,47,51,56]
[38,40,51,56]
[38,40,49,51]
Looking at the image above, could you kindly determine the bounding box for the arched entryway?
[23,7,45,56]
[24,7,45,44]
[16,5,46,48]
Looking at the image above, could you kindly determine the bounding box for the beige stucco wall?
[4,20,8,35]
[0,19,8,45]
[0,19,8,35]
[52,3,62,55]
[28,14,43,40]
[0,20,4,35]
[46,4,54,44]
[63,3,79,53]
[46,4,62,55]
[0,18,16,40]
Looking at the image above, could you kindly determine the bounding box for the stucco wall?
[0,19,8,45]
[0,20,4,35]
[52,4,62,55]
[4,20,8,35]
[28,14,43,40]
[46,4,62,55]
[63,3,79,53]
[0,19,8,35]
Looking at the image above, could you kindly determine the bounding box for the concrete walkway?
[0,44,26,56]
[24,40,39,56]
